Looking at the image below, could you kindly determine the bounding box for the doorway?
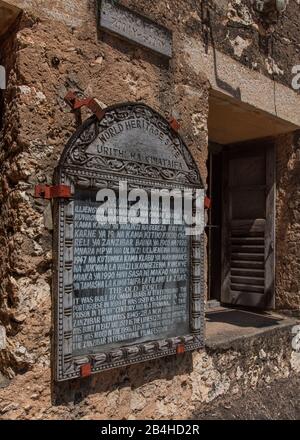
[207,139,276,310]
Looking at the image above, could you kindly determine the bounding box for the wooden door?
[221,142,275,309]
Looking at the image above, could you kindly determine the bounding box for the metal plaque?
[98,0,172,59]
[53,103,205,381]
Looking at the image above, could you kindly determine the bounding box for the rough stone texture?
[194,374,300,420]
[0,0,299,419]
[0,325,298,419]
[207,0,300,89]
[276,131,300,311]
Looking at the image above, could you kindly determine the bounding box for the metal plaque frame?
[53,103,205,381]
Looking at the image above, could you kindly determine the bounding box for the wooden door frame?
[221,140,276,310]
[265,144,276,309]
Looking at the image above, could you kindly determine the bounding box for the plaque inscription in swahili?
[98,0,173,59]
[53,102,205,381]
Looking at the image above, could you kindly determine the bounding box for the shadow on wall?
[98,30,171,71]
[52,352,193,406]
[275,130,300,310]
[204,4,241,101]
[0,13,22,322]
[0,10,22,130]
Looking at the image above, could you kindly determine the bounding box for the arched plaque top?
[57,102,203,188]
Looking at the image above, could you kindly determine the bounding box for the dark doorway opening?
[207,140,276,310]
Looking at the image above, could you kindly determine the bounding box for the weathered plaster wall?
[207,0,300,90]
[9,0,300,89]
[276,132,300,311]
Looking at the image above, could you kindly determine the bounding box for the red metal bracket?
[34,185,71,200]
[80,363,92,378]
[204,196,211,210]
[176,344,185,355]
[169,117,180,132]
[64,91,105,120]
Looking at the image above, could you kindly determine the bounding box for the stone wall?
[207,0,300,89]
[276,132,300,311]
[0,321,299,419]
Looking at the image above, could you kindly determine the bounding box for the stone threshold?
[205,306,299,350]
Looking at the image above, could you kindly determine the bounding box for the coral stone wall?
[276,132,300,311]
[208,0,300,89]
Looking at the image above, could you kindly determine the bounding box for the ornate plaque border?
[53,103,205,381]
